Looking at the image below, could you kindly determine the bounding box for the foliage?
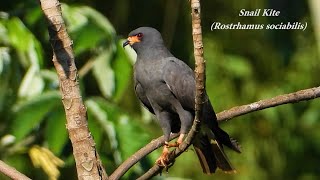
[0,0,319,180]
[0,4,152,179]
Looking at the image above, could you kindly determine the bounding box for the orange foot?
[156,146,170,167]
[165,133,185,148]
[155,134,186,167]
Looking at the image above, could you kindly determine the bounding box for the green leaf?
[0,47,11,112]
[123,41,137,64]
[112,41,133,102]
[0,20,9,45]
[40,69,59,89]
[62,4,116,56]
[11,91,61,141]
[75,6,116,37]
[18,66,45,98]
[92,50,115,98]
[0,47,10,74]
[72,24,107,56]
[87,97,151,163]
[86,99,121,164]
[45,106,68,155]
[62,3,116,36]
[115,115,150,160]
[6,17,43,68]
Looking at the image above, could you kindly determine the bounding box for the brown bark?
[0,160,31,180]
[109,134,179,180]
[217,86,320,121]
[39,0,107,179]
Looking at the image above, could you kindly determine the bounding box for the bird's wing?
[162,57,196,110]
[163,57,242,153]
[134,81,155,114]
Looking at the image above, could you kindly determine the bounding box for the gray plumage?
[124,27,241,173]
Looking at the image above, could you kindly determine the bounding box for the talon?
[156,154,169,167]
[156,146,170,167]
[164,133,186,148]
[166,142,179,147]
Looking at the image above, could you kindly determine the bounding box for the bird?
[123,27,241,174]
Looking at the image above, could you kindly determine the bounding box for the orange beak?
[123,35,141,47]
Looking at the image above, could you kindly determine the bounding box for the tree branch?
[109,134,179,180]
[113,86,319,179]
[39,0,107,179]
[0,160,31,180]
[217,86,320,122]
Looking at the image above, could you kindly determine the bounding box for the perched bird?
[123,27,241,174]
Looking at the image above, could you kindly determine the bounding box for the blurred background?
[0,0,319,179]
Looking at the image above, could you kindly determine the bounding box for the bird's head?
[123,27,164,53]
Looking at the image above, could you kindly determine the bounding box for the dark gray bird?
[123,27,241,174]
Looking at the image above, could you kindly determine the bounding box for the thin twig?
[217,86,320,121]
[109,134,179,180]
[0,160,31,180]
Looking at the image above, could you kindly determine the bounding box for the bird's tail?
[202,99,241,153]
[214,127,241,153]
[195,97,241,173]
[193,131,238,174]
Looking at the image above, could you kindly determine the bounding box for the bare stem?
[217,86,320,121]
[0,160,31,180]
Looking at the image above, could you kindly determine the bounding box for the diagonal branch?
[114,86,319,179]
[108,133,179,180]
[0,160,31,180]
[217,86,320,121]
[39,0,107,179]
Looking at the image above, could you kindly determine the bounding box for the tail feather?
[196,98,240,173]
[194,145,217,174]
[214,127,241,153]
[202,99,241,153]
[210,139,236,173]
[193,133,236,174]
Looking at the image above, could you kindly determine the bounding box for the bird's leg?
[166,133,186,147]
[177,133,185,144]
[156,133,186,166]
[154,111,177,167]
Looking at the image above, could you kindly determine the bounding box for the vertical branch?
[309,0,320,56]
[185,0,206,144]
[39,0,107,179]
[136,0,205,179]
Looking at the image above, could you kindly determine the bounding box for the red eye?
[137,33,143,38]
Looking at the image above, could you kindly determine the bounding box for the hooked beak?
[123,40,130,47]
[122,35,141,48]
